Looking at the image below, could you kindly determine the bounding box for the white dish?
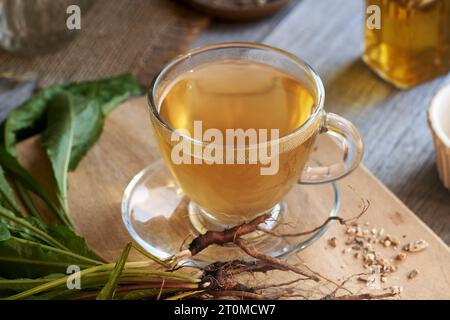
[428,83,450,190]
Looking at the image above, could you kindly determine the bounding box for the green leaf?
[96,242,132,300]
[65,73,141,115]
[1,74,141,222]
[0,213,103,269]
[46,224,104,262]
[24,216,47,232]
[41,93,74,220]
[3,73,140,154]
[66,74,141,170]
[0,221,11,241]
[0,237,97,279]
[0,146,65,225]
[0,166,21,215]
[3,84,65,154]
[68,97,103,171]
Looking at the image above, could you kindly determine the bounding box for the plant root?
[260,199,370,238]
[188,213,271,256]
[325,292,399,300]
[234,239,320,281]
[169,198,397,301]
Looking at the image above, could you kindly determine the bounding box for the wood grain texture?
[192,0,450,244]
[16,97,450,299]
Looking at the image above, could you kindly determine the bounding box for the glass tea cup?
[148,43,364,230]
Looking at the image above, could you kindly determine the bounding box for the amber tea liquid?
[364,0,450,88]
[153,60,319,225]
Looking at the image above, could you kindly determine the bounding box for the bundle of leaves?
[0,74,192,300]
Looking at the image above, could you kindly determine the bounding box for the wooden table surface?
[18,97,450,299]
[191,0,450,244]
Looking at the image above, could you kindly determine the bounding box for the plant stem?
[15,182,40,218]
[132,243,171,268]
[6,264,112,300]
[72,285,197,300]
[97,242,132,300]
[6,261,198,300]
[120,269,201,284]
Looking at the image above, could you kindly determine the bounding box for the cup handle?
[299,113,364,184]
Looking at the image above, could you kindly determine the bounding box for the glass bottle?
[364,0,450,89]
[0,0,92,55]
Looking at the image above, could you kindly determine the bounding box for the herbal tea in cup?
[148,43,363,229]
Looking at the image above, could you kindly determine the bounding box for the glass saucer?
[121,159,340,266]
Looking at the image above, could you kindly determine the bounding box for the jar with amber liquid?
[364,0,450,89]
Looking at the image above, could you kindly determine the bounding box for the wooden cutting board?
[17,97,450,299]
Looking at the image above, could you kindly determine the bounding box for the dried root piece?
[189,214,271,256]
[395,252,407,261]
[407,269,419,280]
[390,285,403,295]
[201,259,277,292]
[328,237,337,248]
[170,214,271,265]
[383,239,392,247]
[200,259,314,300]
[327,292,399,300]
[403,240,429,252]
[385,234,401,246]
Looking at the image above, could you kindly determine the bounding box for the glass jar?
[364,0,450,89]
[0,0,92,55]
